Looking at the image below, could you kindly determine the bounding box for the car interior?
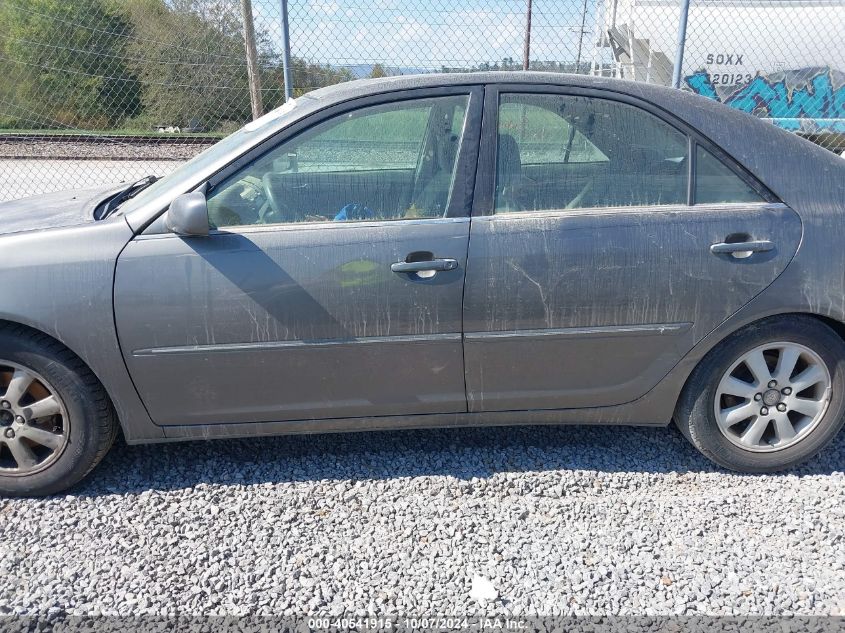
[206,96,468,228]
[495,95,690,213]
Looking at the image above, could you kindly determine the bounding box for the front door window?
[206,95,469,228]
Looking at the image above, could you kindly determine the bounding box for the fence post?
[280,0,294,100]
[671,0,692,88]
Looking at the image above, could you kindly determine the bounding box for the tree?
[286,59,354,97]
[114,0,254,130]
[0,0,358,132]
[0,0,139,129]
[370,63,387,79]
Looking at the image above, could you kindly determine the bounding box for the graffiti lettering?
[704,53,744,66]
[711,73,754,86]
[685,69,845,134]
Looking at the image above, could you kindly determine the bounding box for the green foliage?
[0,0,357,132]
[0,0,140,129]
[440,59,595,74]
[114,0,253,129]
[288,59,354,98]
[369,63,387,79]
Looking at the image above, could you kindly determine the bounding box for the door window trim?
[208,89,481,230]
[196,215,471,238]
[142,86,484,235]
[208,87,482,228]
[473,84,778,218]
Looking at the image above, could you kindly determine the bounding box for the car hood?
[0,183,124,236]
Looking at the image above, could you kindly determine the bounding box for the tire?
[675,315,845,472]
[0,325,117,497]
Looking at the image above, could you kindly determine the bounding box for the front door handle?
[710,240,774,258]
[391,258,458,274]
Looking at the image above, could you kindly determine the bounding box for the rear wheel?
[675,315,845,472]
[0,326,117,496]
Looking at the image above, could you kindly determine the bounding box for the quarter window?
[207,95,469,228]
[495,94,689,213]
[694,145,765,204]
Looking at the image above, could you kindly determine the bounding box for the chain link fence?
[0,0,842,201]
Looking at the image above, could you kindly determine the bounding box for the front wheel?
[0,326,117,496]
[675,315,845,472]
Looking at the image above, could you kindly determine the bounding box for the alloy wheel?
[714,342,831,452]
[0,361,69,475]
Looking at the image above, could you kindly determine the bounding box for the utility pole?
[522,0,532,70]
[241,0,264,119]
[575,0,589,72]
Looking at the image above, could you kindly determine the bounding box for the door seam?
[460,84,487,414]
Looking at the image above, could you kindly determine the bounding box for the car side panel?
[463,203,803,411]
[0,218,164,441]
[114,219,470,425]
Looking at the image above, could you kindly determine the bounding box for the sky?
[255,0,597,70]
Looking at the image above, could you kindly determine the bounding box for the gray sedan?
[1,72,844,496]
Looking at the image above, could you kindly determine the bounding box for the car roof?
[304,71,670,104]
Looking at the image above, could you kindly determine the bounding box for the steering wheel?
[565,180,594,210]
[261,173,294,224]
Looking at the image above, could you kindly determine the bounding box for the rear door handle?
[391,258,458,274]
[710,240,774,257]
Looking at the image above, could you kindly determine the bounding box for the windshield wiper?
[98,175,159,219]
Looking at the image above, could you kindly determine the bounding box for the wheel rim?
[714,342,831,452]
[0,361,69,476]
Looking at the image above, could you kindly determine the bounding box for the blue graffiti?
[686,72,719,100]
[685,70,845,134]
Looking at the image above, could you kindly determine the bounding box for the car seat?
[495,133,533,212]
[409,131,460,217]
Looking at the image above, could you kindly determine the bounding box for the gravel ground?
[0,139,212,161]
[1,423,844,617]
[0,139,205,202]
[0,159,182,202]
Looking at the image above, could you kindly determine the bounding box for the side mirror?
[165,191,209,237]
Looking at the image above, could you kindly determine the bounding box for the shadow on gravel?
[73,422,845,497]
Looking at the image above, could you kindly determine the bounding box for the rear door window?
[494,93,689,213]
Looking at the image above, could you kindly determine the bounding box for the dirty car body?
[1,72,845,494]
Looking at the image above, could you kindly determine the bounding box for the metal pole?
[575,0,589,72]
[671,0,691,88]
[240,0,264,119]
[522,0,533,71]
[280,0,294,100]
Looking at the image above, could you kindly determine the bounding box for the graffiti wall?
[685,67,845,136]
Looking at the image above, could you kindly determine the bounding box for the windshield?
[117,98,304,215]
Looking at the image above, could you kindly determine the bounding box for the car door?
[462,86,802,412]
[114,87,482,426]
